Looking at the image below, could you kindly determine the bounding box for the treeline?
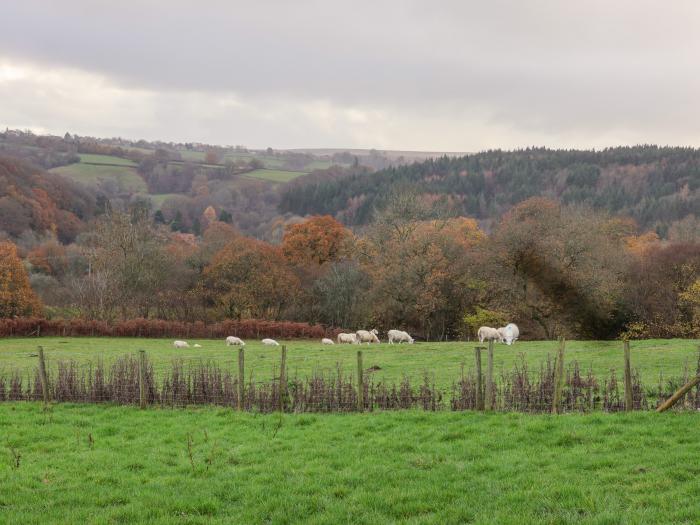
[279,146,700,235]
[2,191,699,341]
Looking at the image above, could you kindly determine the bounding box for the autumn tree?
[486,198,630,339]
[625,243,700,337]
[203,238,299,320]
[0,241,43,317]
[79,209,172,319]
[361,196,485,340]
[282,215,353,266]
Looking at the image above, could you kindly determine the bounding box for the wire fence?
[2,343,700,413]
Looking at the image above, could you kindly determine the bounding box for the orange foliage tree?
[0,241,43,318]
[282,215,353,266]
[203,238,300,320]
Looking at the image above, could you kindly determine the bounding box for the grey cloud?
[1,1,699,149]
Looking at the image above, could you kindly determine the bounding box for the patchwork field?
[1,337,698,389]
[1,404,699,523]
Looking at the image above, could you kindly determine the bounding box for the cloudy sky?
[1,1,699,151]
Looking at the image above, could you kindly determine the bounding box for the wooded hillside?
[280,146,700,235]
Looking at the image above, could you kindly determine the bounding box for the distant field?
[148,193,181,208]
[77,153,137,166]
[2,404,700,523]
[50,163,147,193]
[1,338,698,389]
[242,168,307,183]
[303,159,334,171]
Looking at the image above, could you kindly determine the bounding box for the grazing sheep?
[477,326,500,343]
[387,329,414,344]
[497,327,507,343]
[321,338,335,345]
[356,329,380,344]
[193,343,202,348]
[261,338,280,346]
[503,323,520,345]
[226,336,245,346]
[337,332,359,344]
[173,340,189,348]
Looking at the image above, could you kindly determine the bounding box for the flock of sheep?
[171,329,415,349]
[335,329,414,344]
[171,325,517,349]
[477,323,520,345]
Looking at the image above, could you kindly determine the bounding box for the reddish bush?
[0,317,344,340]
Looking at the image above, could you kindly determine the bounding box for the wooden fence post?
[279,345,287,412]
[357,350,364,412]
[486,340,494,411]
[552,337,566,414]
[474,346,484,411]
[623,339,633,411]
[656,376,700,412]
[237,348,245,411]
[139,350,147,409]
[37,346,49,406]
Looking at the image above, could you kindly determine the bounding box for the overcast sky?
[1,1,699,151]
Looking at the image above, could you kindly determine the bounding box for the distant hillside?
[0,156,96,242]
[279,146,700,234]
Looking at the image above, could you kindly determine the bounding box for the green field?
[1,404,699,523]
[1,338,698,389]
[148,193,181,208]
[243,168,307,183]
[50,163,147,193]
[77,154,137,166]
[303,158,334,171]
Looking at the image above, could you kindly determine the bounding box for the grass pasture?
[1,404,700,523]
[1,337,698,390]
[77,153,137,166]
[242,168,307,183]
[50,163,147,193]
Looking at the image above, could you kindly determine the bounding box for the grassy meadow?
[50,158,147,193]
[1,337,698,390]
[243,168,308,182]
[1,404,700,523]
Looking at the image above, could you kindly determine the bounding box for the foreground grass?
[1,337,698,389]
[1,404,699,524]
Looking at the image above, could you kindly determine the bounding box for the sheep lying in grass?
[321,338,334,345]
[262,338,280,346]
[173,340,189,348]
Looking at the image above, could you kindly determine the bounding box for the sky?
[1,1,699,151]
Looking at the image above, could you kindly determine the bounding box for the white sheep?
[261,338,280,346]
[193,343,202,348]
[321,338,335,345]
[225,336,245,346]
[337,332,359,344]
[173,340,190,348]
[503,323,519,345]
[356,329,380,344]
[477,326,500,343]
[387,329,414,344]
